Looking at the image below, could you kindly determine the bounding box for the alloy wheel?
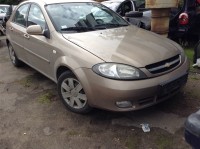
[61,78,87,109]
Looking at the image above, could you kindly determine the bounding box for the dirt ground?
[1,39,199,149]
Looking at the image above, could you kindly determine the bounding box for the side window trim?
[27,3,48,30]
[12,3,31,28]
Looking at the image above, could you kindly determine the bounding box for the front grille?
[158,74,188,98]
[146,55,180,74]
[136,74,187,108]
[138,97,154,106]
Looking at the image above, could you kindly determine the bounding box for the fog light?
[116,101,132,108]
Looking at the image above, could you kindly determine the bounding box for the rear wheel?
[8,42,23,67]
[58,71,92,114]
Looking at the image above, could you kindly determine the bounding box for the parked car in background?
[102,0,151,29]
[0,4,9,24]
[169,0,200,43]
[103,0,200,44]
[0,4,9,13]
[101,0,145,16]
[7,0,189,114]
[0,5,16,36]
[0,24,6,35]
[0,9,6,24]
[2,5,17,28]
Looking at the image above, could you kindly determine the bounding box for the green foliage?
[155,135,173,149]
[184,47,195,71]
[38,92,54,104]
[0,0,20,5]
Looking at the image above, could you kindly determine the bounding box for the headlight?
[92,63,147,80]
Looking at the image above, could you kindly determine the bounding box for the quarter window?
[13,4,29,26]
[28,4,46,29]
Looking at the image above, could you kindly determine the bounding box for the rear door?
[7,3,30,62]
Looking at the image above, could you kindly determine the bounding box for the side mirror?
[26,25,43,35]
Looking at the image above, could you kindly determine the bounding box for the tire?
[58,71,92,114]
[8,42,23,67]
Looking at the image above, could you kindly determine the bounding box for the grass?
[190,76,200,80]
[38,92,54,104]
[185,47,193,62]
[155,134,173,149]
[67,130,79,136]
[184,47,198,72]
[184,47,193,67]
[125,136,139,149]
[18,76,34,87]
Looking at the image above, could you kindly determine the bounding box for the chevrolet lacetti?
[6,0,189,113]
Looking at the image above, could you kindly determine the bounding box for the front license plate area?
[158,74,188,98]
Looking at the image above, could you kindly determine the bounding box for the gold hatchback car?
[6,0,189,113]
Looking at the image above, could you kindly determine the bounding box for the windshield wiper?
[61,26,95,32]
[95,23,128,28]
[60,24,128,32]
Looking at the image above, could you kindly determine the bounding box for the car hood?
[62,26,181,68]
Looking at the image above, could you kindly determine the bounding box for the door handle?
[9,27,13,31]
[23,34,30,39]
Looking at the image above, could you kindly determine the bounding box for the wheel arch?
[54,56,91,82]
[56,65,73,80]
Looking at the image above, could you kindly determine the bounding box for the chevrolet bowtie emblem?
[164,63,171,68]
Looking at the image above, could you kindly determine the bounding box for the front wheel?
[58,71,92,114]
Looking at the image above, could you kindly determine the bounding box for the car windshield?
[46,2,128,33]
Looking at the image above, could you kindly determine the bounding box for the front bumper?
[74,57,189,112]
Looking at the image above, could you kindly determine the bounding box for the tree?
[0,0,20,5]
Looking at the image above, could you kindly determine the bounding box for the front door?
[23,4,54,78]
